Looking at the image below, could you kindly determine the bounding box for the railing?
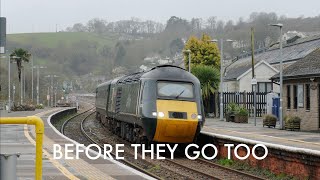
[0,116,44,180]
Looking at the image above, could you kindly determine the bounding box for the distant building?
[271,48,320,131]
[224,34,320,93]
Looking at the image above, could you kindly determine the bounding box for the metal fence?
[207,92,267,117]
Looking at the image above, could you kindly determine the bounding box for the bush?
[263,114,277,128]
[227,103,238,113]
[285,116,301,130]
[36,104,44,109]
[236,106,248,116]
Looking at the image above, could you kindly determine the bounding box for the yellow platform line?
[24,109,80,180]
[204,126,320,146]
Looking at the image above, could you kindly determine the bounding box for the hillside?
[7,32,119,77]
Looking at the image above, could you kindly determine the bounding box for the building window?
[287,85,291,109]
[293,85,297,109]
[257,82,272,93]
[306,84,310,110]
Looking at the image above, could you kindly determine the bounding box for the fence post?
[0,153,20,180]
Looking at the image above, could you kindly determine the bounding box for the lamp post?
[34,66,46,105]
[31,55,34,102]
[269,23,284,129]
[45,74,59,107]
[183,49,191,72]
[8,55,11,112]
[208,39,234,121]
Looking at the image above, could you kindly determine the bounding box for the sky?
[1,0,320,34]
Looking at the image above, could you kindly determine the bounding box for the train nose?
[153,100,199,143]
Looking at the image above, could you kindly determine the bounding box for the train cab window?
[157,82,194,99]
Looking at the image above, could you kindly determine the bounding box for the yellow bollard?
[0,116,44,180]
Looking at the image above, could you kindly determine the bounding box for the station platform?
[0,108,153,180]
[203,117,320,151]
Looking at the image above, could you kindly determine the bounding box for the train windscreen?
[157,81,194,99]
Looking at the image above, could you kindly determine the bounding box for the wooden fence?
[206,92,267,117]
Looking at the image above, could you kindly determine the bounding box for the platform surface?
[203,117,320,151]
[0,108,152,180]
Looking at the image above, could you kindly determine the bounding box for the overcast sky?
[1,0,320,34]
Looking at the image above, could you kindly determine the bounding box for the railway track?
[62,101,267,179]
[80,111,162,180]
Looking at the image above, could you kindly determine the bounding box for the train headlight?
[152,112,157,117]
[158,112,165,118]
[198,115,202,120]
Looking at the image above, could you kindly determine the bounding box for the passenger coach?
[95,65,205,144]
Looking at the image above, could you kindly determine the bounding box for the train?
[95,65,205,144]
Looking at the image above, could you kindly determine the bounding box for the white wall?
[238,63,279,92]
[223,81,238,92]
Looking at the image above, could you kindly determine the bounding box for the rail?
[0,116,44,180]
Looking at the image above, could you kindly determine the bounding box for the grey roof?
[272,48,320,80]
[224,35,320,81]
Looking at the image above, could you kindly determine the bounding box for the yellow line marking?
[23,109,80,180]
[204,126,320,146]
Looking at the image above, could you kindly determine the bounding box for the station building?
[272,48,320,131]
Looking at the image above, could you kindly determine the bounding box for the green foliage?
[285,116,301,123]
[263,114,277,122]
[35,104,44,109]
[191,65,220,101]
[227,103,239,113]
[9,48,31,82]
[183,34,220,68]
[236,106,249,116]
[218,158,234,166]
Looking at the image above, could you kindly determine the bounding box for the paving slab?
[203,117,320,151]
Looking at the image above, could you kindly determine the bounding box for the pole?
[47,86,49,107]
[54,88,57,107]
[20,67,23,105]
[279,26,283,129]
[13,84,15,106]
[31,56,34,102]
[8,56,11,113]
[220,39,224,121]
[23,67,25,100]
[188,52,191,72]
[251,27,257,126]
[251,27,255,78]
[51,76,53,107]
[36,66,39,105]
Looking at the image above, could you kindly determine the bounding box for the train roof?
[97,65,199,87]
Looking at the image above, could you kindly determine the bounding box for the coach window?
[306,84,310,110]
[287,85,291,109]
[293,85,298,109]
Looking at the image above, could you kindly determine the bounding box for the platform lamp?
[269,23,284,129]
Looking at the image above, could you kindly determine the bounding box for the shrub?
[36,104,44,109]
[286,116,301,124]
[263,114,277,128]
[227,103,239,113]
[236,106,248,116]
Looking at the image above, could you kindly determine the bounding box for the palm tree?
[10,48,31,82]
[191,65,220,113]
